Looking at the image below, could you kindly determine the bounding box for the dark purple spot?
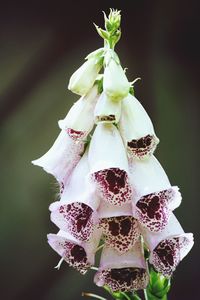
[71,245,87,262]
[120,218,131,236]
[109,220,120,236]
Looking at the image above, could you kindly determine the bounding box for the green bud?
[147,268,171,299]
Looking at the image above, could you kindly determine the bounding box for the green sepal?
[146,268,171,299]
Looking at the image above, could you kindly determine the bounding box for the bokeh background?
[0,1,199,299]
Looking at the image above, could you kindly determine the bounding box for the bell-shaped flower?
[129,156,182,232]
[103,50,130,102]
[88,123,132,206]
[59,85,99,140]
[94,91,121,124]
[98,201,140,253]
[50,150,100,242]
[141,213,194,277]
[119,93,159,159]
[68,48,104,96]
[48,228,102,274]
[94,241,149,292]
[32,129,84,183]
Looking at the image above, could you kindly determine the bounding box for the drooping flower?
[48,229,101,274]
[94,91,121,124]
[141,213,194,277]
[88,123,132,206]
[32,129,84,183]
[94,241,149,292]
[129,155,182,232]
[119,93,159,159]
[50,150,100,242]
[59,85,99,140]
[103,50,130,102]
[68,48,104,96]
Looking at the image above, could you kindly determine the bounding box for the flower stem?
[144,289,148,300]
[82,292,107,300]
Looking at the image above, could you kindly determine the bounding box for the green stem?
[144,289,148,300]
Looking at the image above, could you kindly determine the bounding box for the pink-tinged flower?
[58,85,99,140]
[94,91,121,124]
[94,241,149,292]
[48,229,102,274]
[129,156,182,232]
[103,50,130,102]
[141,213,194,277]
[88,123,132,206]
[68,48,104,96]
[32,129,84,183]
[50,150,100,242]
[98,201,140,253]
[119,94,159,159]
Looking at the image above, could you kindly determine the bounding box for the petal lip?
[134,187,181,232]
[127,134,159,159]
[149,233,194,277]
[94,267,149,292]
[91,168,132,206]
[99,216,140,253]
[47,232,92,274]
[50,201,98,242]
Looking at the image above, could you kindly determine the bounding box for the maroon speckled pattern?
[127,134,158,158]
[66,128,87,140]
[91,168,132,206]
[99,216,140,253]
[135,189,174,232]
[51,238,91,274]
[97,268,148,292]
[152,236,191,277]
[57,202,95,241]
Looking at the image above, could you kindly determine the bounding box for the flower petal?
[141,213,194,277]
[50,151,100,241]
[119,94,159,158]
[32,130,84,183]
[99,216,140,253]
[89,124,132,206]
[94,241,149,291]
[48,229,102,274]
[103,50,130,102]
[68,49,103,96]
[94,91,121,124]
[47,231,92,274]
[130,156,182,232]
[58,85,99,140]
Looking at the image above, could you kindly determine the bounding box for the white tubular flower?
[59,85,99,140]
[119,93,159,159]
[68,48,104,96]
[129,155,182,233]
[88,123,132,206]
[97,201,140,254]
[50,150,100,242]
[103,50,130,102]
[48,228,102,275]
[32,129,84,183]
[141,213,194,277]
[94,91,121,124]
[94,241,149,292]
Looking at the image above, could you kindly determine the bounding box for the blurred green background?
[0,1,199,299]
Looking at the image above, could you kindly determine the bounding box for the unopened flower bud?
[103,50,130,102]
[68,48,104,96]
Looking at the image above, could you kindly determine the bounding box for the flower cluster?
[32,9,193,294]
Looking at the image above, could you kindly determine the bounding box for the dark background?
[0,1,199,299]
